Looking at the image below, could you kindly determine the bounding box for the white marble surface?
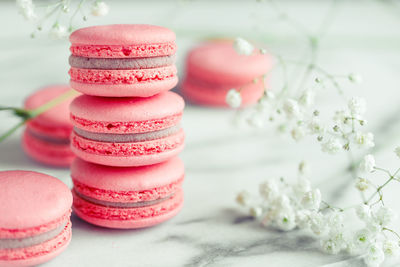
[1,1,400,266]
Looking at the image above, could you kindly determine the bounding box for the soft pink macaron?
[0,171,72,267]
[22,85,78,167]
[181,41,271,107]
[71,157,184,229]
[69,24,178,97]
[70,91,185,167]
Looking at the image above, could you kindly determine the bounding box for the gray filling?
[0,221,67,249]
[74,189,174,208]
[73,124,180,143]
[69,55,176,70]
[27,128,70,145]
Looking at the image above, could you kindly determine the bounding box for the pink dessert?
[69,24,178,97]
[181,41,272,107]
[22,85,78,167]
[69,91,185,167]
[71,157,184,229]
[0,171,72,267]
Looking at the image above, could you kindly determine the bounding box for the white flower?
[298,161,310,176]
[294,177,311,199]
[308,118,325,135]
[16,0,37,21]
[395,146,400,159]
[321,238,342,254]
[291,126,306,141]
[247,115,265,128]
[348,73,363,84]
[91,1,109,17]
[49,24,68,39]
[354,132,375,148]
[226,89,242,108]
[249,206,263,218]
[236,191,251,206]
[354,229,373,248]
[356,204,372,221]
[333,109,348,124]
[326,211,344,231]
[359,154,376,173]
[383,239,400,258]
[364,242,385,267]
[309,211,328,236]
[355,178,369,192]
[259,180,280,202]
[283,99,302,119]
[321,138,342,154]
[348,97,367,116]
[233,37,254,56]
[296,209,311,229]
[274,194,292,211]
[274,210,296,231]
[299,89,315,107]
[301,189,321,210]
[375,206,397,227]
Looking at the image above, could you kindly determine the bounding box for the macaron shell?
[72,189,183,229]
[0,223,71,267]
[70,76,178,98]
[70,130,185,167]
[181,78,264,107]
[22,129,75,167]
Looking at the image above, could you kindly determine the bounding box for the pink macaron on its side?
[181,41,271,107]
[22,85,77,167]
[71,157,184,229]
[69,91,185,167]
[0,171,72,267]
[69,24,178,97]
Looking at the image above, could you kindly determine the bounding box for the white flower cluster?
[237,165,400,267]
[233,37,254,56]
[16,0,37,22]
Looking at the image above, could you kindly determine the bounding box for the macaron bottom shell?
[72,189,184,229]
[22,129,75,167]
[0,223,71,267]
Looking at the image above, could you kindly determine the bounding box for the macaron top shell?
[0,170,72,233]
[70,24,176,46]
[70,92,184,133]
[24,85,74,131]
[186,41,271,85]
[71,157,184,191]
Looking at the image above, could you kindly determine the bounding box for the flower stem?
[0,120,27,143]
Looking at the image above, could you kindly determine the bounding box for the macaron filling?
[69,55,176,70]
[0,221,68,250]
[73,189,174,208]
[26,127,70,145]
[73,124,180,143]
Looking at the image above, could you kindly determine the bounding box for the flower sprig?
[16,0,109,39]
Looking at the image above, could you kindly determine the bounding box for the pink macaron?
[71,157,184,229]
[0,170,72,267]
[181,41,271,107]
[70,91,185,167]
[69,24,178,97]
[22,85,77,167]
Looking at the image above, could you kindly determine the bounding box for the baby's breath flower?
[299,89,315,107]
[236,191,251,206]
[308,118,325,135]
[274,210,296,231]
[226,89,242,108]
[321,138,342,154]
[283,99,302,119]
[309,211,328,236]
[295,209,311,229]
[298,161,310,176]
[321,238,342,254]
[49,24,68,39]
[375,206,397,227]
[249,206,263,218]
[356,204,372,221]
[355,178,370,192]
[348,73,363,84]
[91,1,109,16]
[359,154,376,173]
[301,189,321,210]
[354,132,375,148]
[383,239,400,258]
[326,211,344,232]
[333,109,349,124]
[364,242,385,267]
[354,229,373,249]
[348,97,367,116]
[259,180,280,202]
[394,146,400,159]
[16,0,37,21]
[291,126,306,141]
[233,37,254,56]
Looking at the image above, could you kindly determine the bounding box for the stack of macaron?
[68,24,185,229]
[22,85,78,167]
[181,40,271,107]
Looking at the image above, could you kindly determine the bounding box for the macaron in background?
[69,24,178,97]
[181,41,271,107]
[71,157,184,229]
[0,170,72,267]
[69,91,185,167]
[22,85,78,167]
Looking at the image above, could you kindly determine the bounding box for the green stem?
[0,120,27,143]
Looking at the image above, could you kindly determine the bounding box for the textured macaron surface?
[186,41,271,85]
[70,91,184,134]
[70,24,176,58]
[71,157,184,202]
[0,171,72,238]
[24,85,75,139]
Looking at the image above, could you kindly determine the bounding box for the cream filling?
[73,124,180,143]
[27,128,70,145]
[0,221,67,250]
